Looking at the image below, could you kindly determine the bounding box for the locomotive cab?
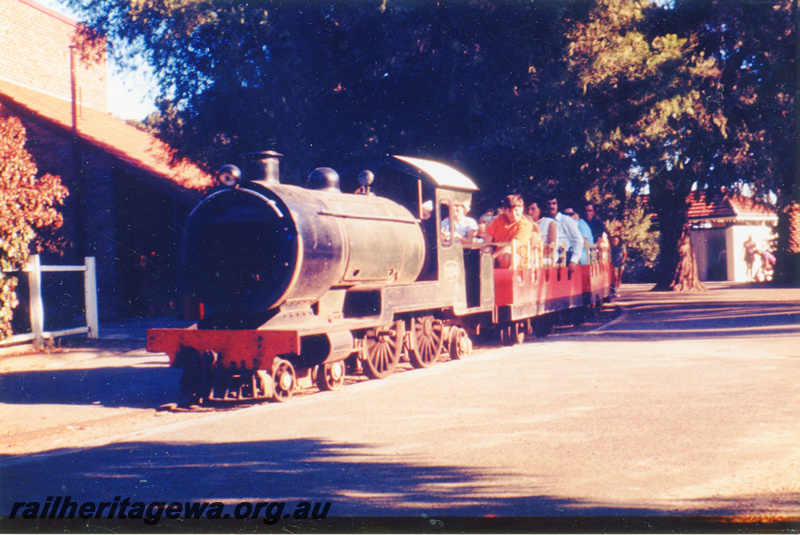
[339,155,494,313]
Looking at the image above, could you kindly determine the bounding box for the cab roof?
[391,155,479,192]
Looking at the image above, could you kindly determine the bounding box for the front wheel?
[272,359,296,402]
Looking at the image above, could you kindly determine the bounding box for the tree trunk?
[652,182,706,292]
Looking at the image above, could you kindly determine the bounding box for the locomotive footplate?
[147,328,304,402]
[147,329,300,370]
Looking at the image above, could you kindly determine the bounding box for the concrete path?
[1,282,798,532]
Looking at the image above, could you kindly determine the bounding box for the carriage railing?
[462,239,609,270]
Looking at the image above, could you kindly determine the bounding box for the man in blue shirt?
[584,203,607,245]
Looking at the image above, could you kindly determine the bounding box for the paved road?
[1,283,799,531]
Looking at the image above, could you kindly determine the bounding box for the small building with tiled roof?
[1,0,213,323]
[688,191,777,282]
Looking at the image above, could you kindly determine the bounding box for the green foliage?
[561,0,795,289]
[68,0,590,195]
[67,0,795,288]
[0,116,68,338]
[620,197,659,282]
[598,188,659,283]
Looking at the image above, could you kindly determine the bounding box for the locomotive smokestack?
[242,151,283,184]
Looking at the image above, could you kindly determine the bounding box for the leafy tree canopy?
[70,0,590,195]
[68,0,797,288]
[558,0,796,288]
[0,116,68,338]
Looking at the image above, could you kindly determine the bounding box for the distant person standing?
[610,234,627,294]
[743,235,758,280]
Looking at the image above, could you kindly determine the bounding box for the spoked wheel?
[409,317,444,368]
[449,328,472,360]
[272,359,296,402]
[362,323,403,379]
[315,361,346,391]
[500,322,525,346]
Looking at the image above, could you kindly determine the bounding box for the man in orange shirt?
[485,194,532,268]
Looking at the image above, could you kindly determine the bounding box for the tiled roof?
[687,190,776,221]
[0,79,213,196]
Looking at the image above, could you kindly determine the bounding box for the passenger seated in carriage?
[527,200,557,265]
[485,194,532,268]
[527,218,544,268]
[474,212,495,243]
[565,207,594,265]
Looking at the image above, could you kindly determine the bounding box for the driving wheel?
[409,317,444,368]
[362,323,402,379]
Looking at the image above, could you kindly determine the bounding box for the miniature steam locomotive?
[147,151,612,402]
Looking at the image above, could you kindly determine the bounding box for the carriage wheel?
[315,361,346,391]
[409,317,444,368]
[500,322,525,346]
[362,325,402,379]
[272,359,296,402]
[449,328,472,360]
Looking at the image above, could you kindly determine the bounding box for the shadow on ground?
[585,300,800,341]
[0,366,181,409]
[2,437,797,531]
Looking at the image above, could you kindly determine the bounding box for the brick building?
[1,0,213,323]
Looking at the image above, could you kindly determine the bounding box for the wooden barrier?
[1,255,98,347]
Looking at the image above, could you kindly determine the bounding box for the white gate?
[1,254,99,347]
